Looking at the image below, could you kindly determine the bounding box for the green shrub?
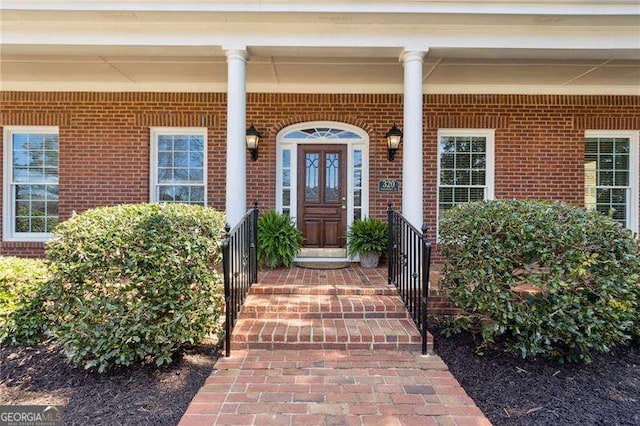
[346,218,388,256]
[439,199,640,363]
[0,257,50,344]
[258,211,303,268]
[44,203,225,372]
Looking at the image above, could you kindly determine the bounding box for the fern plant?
[346,218,388,256]
[258,211,303,268]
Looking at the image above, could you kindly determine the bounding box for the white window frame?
[275,121,369,230]
[436,128,496,237]
[149,127,208,205]
[585,130,639,234]
[3,125,60,242]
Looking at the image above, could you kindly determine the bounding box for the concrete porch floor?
[179,266,489,426]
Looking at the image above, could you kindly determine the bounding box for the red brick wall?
[1,92,639,257]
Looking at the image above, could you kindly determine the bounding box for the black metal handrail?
[222,201,259,357]
[387,202,432,355]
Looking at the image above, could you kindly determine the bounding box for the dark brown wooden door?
[297,144,348,248]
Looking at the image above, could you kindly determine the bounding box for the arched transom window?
[283,127,362,140]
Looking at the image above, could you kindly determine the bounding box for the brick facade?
[1,92,639,258]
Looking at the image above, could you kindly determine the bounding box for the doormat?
[295,261,351,270]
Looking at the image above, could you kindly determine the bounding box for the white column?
[401,50,426,229]
[225,49,248,226]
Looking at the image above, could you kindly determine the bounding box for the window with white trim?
[584,131,639,232]
[3,126,59,241]
[438,129,495,222]
[150,128,207,205]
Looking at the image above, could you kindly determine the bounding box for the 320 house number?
[378,179,400,192]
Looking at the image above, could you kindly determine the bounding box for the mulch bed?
[0,343,219,425]
[433,328,640,425]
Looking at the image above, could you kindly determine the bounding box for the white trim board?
[2,82,638,95]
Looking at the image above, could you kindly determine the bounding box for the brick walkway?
[180,267,489,426]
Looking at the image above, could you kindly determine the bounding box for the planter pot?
[360,252,380,269]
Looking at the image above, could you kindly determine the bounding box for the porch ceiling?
[1,44,638,94]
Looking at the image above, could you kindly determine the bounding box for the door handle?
[342,206,346,210]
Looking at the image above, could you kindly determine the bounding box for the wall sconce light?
[246,124,262,161]
[385,123,402,161]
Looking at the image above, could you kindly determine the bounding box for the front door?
[297,144,348,248]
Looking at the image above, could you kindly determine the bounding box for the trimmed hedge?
[45,203,226,372]
[0,256,50,344]
[439,199,640,362]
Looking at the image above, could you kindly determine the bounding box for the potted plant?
[258,211,303,268]
[346,217,389,268]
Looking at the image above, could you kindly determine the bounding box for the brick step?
[240,293,411,320]
[230,318,431,352]
[249,283,398,296]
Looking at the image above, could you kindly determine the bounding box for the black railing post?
[251,200,259,284]
[387,202,394,285]
[222,224,231,358]
[421,223,431,356]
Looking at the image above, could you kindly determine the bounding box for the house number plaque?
[378,179,400,192]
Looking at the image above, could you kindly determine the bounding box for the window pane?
[471,170,486,186]
[158,135,172,151]
[44,134,59,150]
[470,188,485,201]
[440,154,454,169]
[615,171,629,187]
[282,150,291,168]
[174,136,188,151]
[16,201,30,216]
[158,168,172,182]
[354,208,361,222]
[27,134,44,150]
[158,152,172,167]
[46,217,59,232]
[174,168,188,182]
[189,152,204,168]
[353,150,362,168]
[188,168,203,182]
[174,152,188,167]
[189,136,204,152]
[599,138,614,153]
[283,169,291,187]
[441,137,455,153]
[455,170,470,186]
[599,171,613,186]
[354,189,361,207]
[325,153,340,202]
[440,170,454,185]
[31,217,45,233]
[354,169,362,187]
[13,134,29,150]
[455,153,470,169]
[471,138,486,153]
[614,139,629,154]
[190,187,205,203]
[305,153,319,201]
[31,201,46,217]
[614,155,629,170]
[456,138,471,153]
[283,189,290,206]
